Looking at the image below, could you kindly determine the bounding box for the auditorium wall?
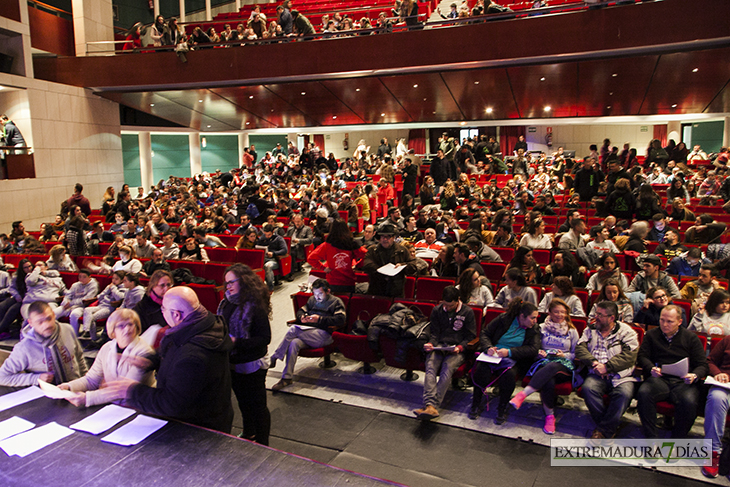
[0,72,124,232]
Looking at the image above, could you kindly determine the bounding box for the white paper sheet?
[705,376,730,390]
[255,245,269,250]
[0,422,74,457]
[70,404,137,435]
[377,263,406,276]
[476,352,503,364]
[0,386,45,413]
[292,324,315,331]
[661,357,689,378]
[101,415,167,446]
[431,345,456,352]
[0,417,35,442]
[38,380,76,400]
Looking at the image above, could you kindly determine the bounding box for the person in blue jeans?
[701,334,730,478]
[575,301,639,439]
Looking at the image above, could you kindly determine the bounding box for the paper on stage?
[705,376,730,390]
[101,415,167,446]
[0,422,74,457]
[377,263,406,276]
[661,357,689,377]
[0,386,44,413]
[0,417,35,442]
[38,379,76,400]
[476,352,503,364]
[70,405,136,435]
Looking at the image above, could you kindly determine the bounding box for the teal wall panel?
[201,135,239,174]
[151,134,191,183]
[691,121,725,153]
[248,134,288,159]
[122,134,142,188]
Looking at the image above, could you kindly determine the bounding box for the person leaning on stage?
[106,286,235,433]
[636,305,708,439]
[59,309,155,408]
[414,286,477,421]
[0,301,87,387]
[218,263,272,445]
[269,279,345,392]
[575,301,639,439]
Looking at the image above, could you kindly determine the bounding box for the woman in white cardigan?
[538,275,585,317]
[60,309,155,407]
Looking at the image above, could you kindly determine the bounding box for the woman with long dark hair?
[507,246,542,285]
[469,297,540,423]
[586,252,628,292]
[133,269,174,334]
[307,219,367,293]
[432,244,458,278]
[541,250,586,287]
[634,183,663,221]
[538,276,585,317]
[689,289,730,335]
[218,263,272,445]
[519,219,552,249]
[456,268,494,310]
[587,278,634,323]
[0,258,31,338]
[495,268,539,307]
[667,177,690,204]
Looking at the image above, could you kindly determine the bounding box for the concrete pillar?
[154,0,160,17]
[189,133,202,176]
[235,0,241,11]
[724,117,730,148]
[72,0,115,56]
[238,133,249,168]
[206,0,212,21]
[179,0,186,23]
[667,121,682,145]
[139,132,153,193]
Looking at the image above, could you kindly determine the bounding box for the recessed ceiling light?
[301,92,306,95]
[355,88,360,92]
[206,125,211,128]
[540,77,545,81]
[271,109,274,112]
[198,99,203,102]
[150,103,154,107]
[692,68,699,73]
[671,104,678,108]
[413,84,418,88]
[246,122,250,125]
[381,113,385,117]
[609,92,613,96]
[249,95,254,99]
[486,107,493,113]
[474,81,480,85]
[432,111,436,114]
[332,116,337,119]
[423,98,427,101]
[459,121,467,126]
[544,106,551,112]
[607,106,611,109]
[612,73,618,77]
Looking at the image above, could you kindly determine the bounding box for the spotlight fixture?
[486,107,493,114]
[413,84,418,88]
[544,106,551,112]
[692,68,699,73]
[540,77,545,81]
[671,104,678,108]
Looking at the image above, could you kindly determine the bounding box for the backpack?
[246,203,260,219]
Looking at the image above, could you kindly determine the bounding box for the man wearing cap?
[363,224,417,297]
[626,254,681,316]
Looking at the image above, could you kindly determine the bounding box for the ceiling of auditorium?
[102,46,730,131]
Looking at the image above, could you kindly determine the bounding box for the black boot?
[469,388,486,420]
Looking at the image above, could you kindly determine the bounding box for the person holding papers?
[508,299,580,435]
[362,224,416,297]
[469,298,541,425]
[0,301,87,387]
[636,305,708,438]
[413,286,477,421]
[575,301,639,440]
[58,309,155,407]
[701,334,730,477]
[269,279,345,392]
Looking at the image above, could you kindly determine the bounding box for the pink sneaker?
[543,414,556,435]
[509,391,527,410]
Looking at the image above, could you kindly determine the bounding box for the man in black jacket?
[414,286,477,421]
[257,223,288,291]
[270,279,345,391]
[636,305,708,438]
[363,224,417,297]
[573,157,602,201]
[109,286,234,433]
[429,149,447,188]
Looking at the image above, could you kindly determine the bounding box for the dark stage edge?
[237,391,716,487]
[0,390,402,487]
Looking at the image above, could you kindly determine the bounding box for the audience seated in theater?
[21,261,65,320]
[46,245,79,272]
[586,252,628,292]
[684,214,727,244]
[270,279,344,392]
[519,218,553,249]
[179,237,210,263]
[558,218,587,250]
[80,270,126,341]
[509,298,579,435]
[133,232,157,259]
[431,244,458,278]
[702,332,730,477]
[400,215,423,244]
[634,286,685,329]
[60,309,155,408]
[653,229,687,259]
[286,214,314,272]
[414,228,444,259]
[194,226,226,248]
[537,276,585,317]
[470,298,540,424]
[681,264,721,315]
[576,300,639,439]
[647,213,677,243]
[363,224,416,297]
[134,269,173,335]
[0,301,87,387]
[355,224,377,249]
[308,219,367,294]
[236,227,259,250]
[688,289,730,336]
[507,246,543,285]
[667,247,707,277]
[636,305,708,438]
[414,286,477,421]
[141,248,171,278]
[403,242,429,277]
[541,250,586,288]
[585,225,619,257]
[256,223,288,291]
[623,221,649,253]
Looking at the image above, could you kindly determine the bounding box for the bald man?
[107,287,234,433]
